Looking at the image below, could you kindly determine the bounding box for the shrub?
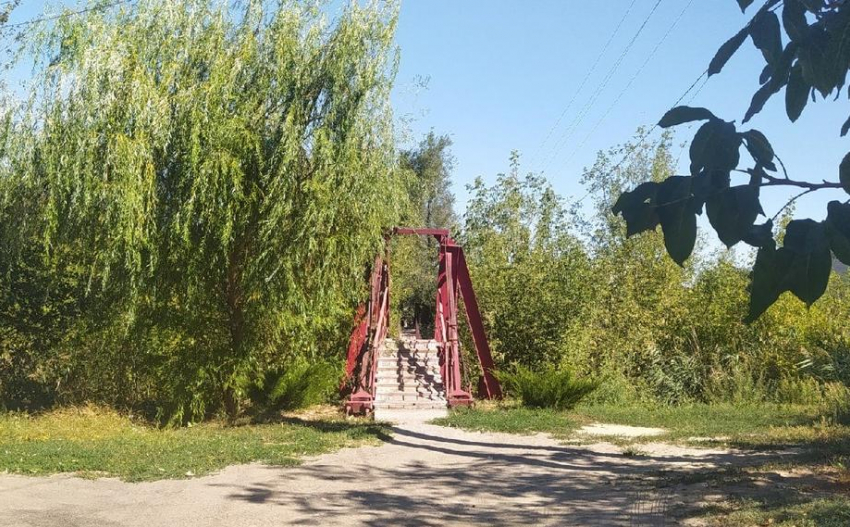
[247,360,341,415]
[496,364,599,410]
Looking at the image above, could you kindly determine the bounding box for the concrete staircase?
[373,335,448,422]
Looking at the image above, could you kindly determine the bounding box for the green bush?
[248,360,341,414]
[496,364,599,410]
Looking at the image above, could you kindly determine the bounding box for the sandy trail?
[0,422,778,526]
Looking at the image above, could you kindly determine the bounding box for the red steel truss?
[344,228,501,415]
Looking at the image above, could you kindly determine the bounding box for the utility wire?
[599,69,708,183]
[536,0,664,173]
[527,0,639,170]
[0,0,133,30]
[559,0,695,171]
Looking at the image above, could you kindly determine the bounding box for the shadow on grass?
[275,415,393,441]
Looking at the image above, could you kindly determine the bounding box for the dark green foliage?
[496,364,599,410]
[614,0,850,320]
[709,28,749,76]
[657,106,716,128]
[248,361,341,414]
[469,139,850,407]
[656,176,698,265]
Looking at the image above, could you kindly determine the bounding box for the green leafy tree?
[391,132,457,334]
[462,152,593,368]
[0,0,403,421]
[613,0,850,321]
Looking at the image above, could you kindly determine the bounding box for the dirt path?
[0,422,780,526]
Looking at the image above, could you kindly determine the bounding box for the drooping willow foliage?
[0,0,404,421]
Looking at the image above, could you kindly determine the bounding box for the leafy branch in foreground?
[612,0,850,321]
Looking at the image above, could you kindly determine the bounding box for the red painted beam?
[452,247,503,399]
[344,304,368,383]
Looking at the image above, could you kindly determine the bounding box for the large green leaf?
[826,200,850,265]
[798,31,835,96]
[746,243,791,322]
[656,176,697,266]
[742,220,775,248]
[782,220,832,306]
[750,11,783,66]
[785,63,809,122]
[706,185,762,248]
[746,220,831,321]
[743,81,778,123]
[658,106,716,128]
[841,152,850,195]
[611,182,660,237]
[689,120,741,176]
[782,0,809,42]
[709,27,749,76]
[741,129,776,171]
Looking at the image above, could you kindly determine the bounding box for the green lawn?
[0,406,387,481]
[435,402,839,445]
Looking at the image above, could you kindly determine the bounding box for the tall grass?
[496,364,599,410]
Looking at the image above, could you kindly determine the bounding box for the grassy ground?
[0,406,386,481]
[435,401,829,441]
[434,402,850,526]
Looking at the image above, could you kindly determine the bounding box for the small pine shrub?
[496,364,599,410]
[248,360,340,414]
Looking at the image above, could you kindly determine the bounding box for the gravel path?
[0,422,776,526]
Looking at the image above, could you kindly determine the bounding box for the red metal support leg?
[453,247,503,399]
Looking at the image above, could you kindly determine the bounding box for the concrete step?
[374,402,448,411]
[375,379,443,387]
[377,356,441,364]
[376,363,441,371]
[375,392,447,402]
[376,369,443,380]
[383,352,441,359]
[375,377,443,385]
[377,363,441,372]
[375,381,442,389]
[375,385,445,395]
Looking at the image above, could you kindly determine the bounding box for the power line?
[560,73,708,209]
[527,0,639,170]
[559,0,695,170]
[600,69,708,181]
[0,0,133,31]
[536,0,664,173]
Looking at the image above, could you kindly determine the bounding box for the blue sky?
[389,0,849,223]
[7,0,849,224]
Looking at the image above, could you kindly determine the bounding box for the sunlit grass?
[0,406,387,481]
[704,497,850,527]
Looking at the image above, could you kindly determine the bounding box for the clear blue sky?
[390,0,848,223]
[7,1,849,223]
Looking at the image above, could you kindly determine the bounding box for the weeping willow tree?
[0,0,404,421]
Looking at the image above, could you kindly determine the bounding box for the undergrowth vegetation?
[460,138,850,412]
[496,364,599,410]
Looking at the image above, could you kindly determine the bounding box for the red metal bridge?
[344,227,502,415]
